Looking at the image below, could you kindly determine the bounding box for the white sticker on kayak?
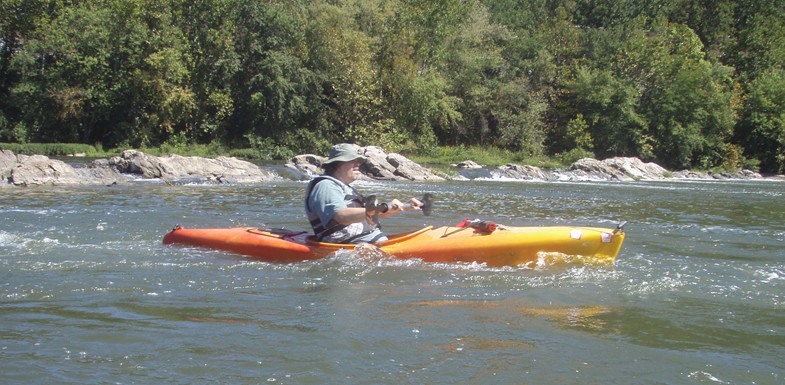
[570,230,582,240]
[601,232,612,243]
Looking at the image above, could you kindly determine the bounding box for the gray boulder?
[387,152,444,181]
[453,160,483,169]
[9,154,87,186]
[1,149,16,184]
[287,146,445,181]
[2,149,281,186]
[285,154,325,178]
[1,150,128,186]
[360,146,399,180]
[671,168,763,180]
[670,170,712,179]
[558,157,668,181]
[492,164,555,181]
[736,169,763,179]
[108,150,279,183]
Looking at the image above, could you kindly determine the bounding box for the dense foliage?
[1,0,783,172]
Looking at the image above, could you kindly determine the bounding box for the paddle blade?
[364,195,382,225]
[364,195,382,211]
[421,193,434,216]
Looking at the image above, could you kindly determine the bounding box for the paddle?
[364,193,433,225]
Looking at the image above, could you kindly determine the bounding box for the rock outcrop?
[670,169,762,179]
[1,149,16,185]
[2,152,125,186]
[285,145,445,181]
[465,156,764,182]
[386,152,444,181]
[1,150,279,186]
[492,164,556,181]
[285,154,324,178]
[555,157,669,181]
[1,147,772,187]
[453,160,483,169]
[108,150,279,183]
[480,157,669,181]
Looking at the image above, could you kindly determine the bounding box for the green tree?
[731,0,785,81]
[0,0,48,141]
[377,0,474,151]
[2,0,783,167]
[736,68,785,173]
[396,0,475,74]
[129,0,197,147]
[171,0,239,145]
[303,1,388,148]
[6,0,198,148]
[618,20,735,169]
[669,0,737,62]
[440,3,508,146]
[494,77,548,155]
[9,2,128,144]
[556,66,648,159]
[230,1,321,152]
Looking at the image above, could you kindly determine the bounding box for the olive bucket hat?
[323,143,366,165]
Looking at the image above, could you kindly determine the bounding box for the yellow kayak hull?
[163,224,625,267]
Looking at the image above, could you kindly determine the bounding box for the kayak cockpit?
[303,226,435,248]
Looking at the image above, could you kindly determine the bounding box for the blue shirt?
[304,176,387,243]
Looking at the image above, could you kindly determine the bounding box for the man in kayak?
[304,143,423,243]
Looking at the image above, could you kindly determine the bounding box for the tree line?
[1,0,783,172]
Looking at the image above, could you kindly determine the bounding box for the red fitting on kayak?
[472,220,497,233]
[457,218,497,233]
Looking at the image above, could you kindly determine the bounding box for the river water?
[1,178,783,384]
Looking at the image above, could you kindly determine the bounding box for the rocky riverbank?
[0,147,773,187]
[0,149,280,187]
[489,157,764,182]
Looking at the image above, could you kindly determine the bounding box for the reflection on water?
[411,298,613,333]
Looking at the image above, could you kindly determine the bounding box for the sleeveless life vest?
[304,176,382,243]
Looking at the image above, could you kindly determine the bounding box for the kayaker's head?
[322,143,366,183]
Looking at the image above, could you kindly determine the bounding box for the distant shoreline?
[2,149,782,188]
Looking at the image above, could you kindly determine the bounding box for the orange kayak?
[162,223,625,267]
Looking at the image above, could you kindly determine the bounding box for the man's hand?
[387,197,423,213]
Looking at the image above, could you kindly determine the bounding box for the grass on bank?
[0,142,110,157]
[0,142,582,169]
[406,145,575,169]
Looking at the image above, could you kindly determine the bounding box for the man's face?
[334,158,364,183]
